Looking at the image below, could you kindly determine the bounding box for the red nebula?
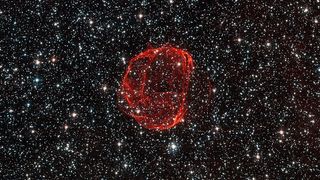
[117,45,194,130]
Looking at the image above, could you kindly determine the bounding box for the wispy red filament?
[118,45,194,130]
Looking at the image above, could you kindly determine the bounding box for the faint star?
[71,112,77,118]
[138,13,143,19]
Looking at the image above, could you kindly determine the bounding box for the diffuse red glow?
[118,45,194,130]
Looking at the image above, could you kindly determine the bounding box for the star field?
[1,0,320,179]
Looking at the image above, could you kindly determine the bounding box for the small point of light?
[177,62,181,66]
[71,112,77,118]
[35,59,41,65]
[303,8,309,13]
[64,124,69,130]
[266,42,271,46]
[256,154,261,160]
[89,20,93,25]
[138,13,143,19]
[315,19,318,23]
[136,109,141,114]
[102,85,107,91]
[213,88,217,93]
[168,142,178,153]
[237,38,242,42]
[121,57,126,64]
[279,129,284,135]
[117,142,122,147]
[171,143,177,150]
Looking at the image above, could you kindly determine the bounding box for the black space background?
[1,0,320,179]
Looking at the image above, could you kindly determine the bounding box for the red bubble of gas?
[117,45,194,130]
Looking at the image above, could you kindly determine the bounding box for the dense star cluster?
[1,0,320,179]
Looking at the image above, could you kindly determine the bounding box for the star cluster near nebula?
[1,0,320,179]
